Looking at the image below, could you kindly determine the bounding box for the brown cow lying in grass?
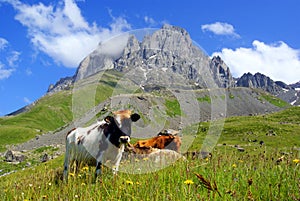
[123,130,182,164]
[132,130,181,153]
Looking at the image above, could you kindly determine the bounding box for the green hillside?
[0,70,124,151]
[0,106,299,200]
[0,69,292,152]
[0,91,73,151]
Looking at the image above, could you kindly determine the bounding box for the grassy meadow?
[0,145,299,200]
[0,107,300,200]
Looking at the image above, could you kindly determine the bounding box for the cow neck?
[102,119,128,148]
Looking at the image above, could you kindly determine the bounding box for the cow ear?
[130,113,140,122]
[104,116,114,124]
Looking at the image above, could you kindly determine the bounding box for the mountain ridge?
[46,24,299,106]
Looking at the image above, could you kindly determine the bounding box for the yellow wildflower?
[82,166,89,171]
[293,159,300,164]
[232,164,237,168]
[81,183,86,186]
[125,180,134,185]
[184,179,194,185]
[69,173,75,177]
[143,157,149,161]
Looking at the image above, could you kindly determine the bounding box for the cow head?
[112,110,140,136]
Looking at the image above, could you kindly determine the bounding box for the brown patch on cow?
[66,128,76,139]
[113,109,132,120]
[125,143,159,155]
[133,135,181,152]
[76,135,85,145]
[87,125,99,135]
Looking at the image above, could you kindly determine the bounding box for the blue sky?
[0,0,300,115]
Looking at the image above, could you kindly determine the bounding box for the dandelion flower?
[42,195,48,199]
[136,182,140,185]
[135,158,140,162]
[184,179,194,185]
[81,183,86,186]
[82,166,89,171]
[69,173,75,177]
[143,157,149,161]
[232,164,237,168]
[292,159,299,164]
[125,180,134,185]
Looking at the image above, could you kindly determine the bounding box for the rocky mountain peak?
[290,81,300,89]
[236,72,283,94]
[47,25,237,93]
[236,72,299,105]
[210,56,235,88]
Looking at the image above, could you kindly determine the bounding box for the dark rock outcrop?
[236,72,299,105]
[236,72,282,95]
[47,76,74,93]
[210,56,235,88]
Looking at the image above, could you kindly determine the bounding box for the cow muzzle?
[119,136,130,144]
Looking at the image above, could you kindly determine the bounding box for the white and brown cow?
[63,110,140,181]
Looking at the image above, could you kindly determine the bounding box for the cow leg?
[63,150,70,182]
[95,161,102,177]
[94,151,104,182]
[112,145,125,174]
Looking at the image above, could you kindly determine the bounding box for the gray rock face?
[47,76,74,93]
[236,72,283,95]
[46,24,299,105]
[236,72,299,105]
[210,56,235,88]
[290,81,300,89]
[74,24,235,89]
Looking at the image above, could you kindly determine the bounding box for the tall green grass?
[0,146,299,200]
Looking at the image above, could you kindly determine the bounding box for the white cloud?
[144,16,156,26]
[97,33,130,58]
[201,22,239,37]
[25,68,32,76]
[0,37,17,79]
[0,62,15,80]
[212,40,300,84]
[6,0,131,67]
[0,38,8,50]
[7,51,21,67]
